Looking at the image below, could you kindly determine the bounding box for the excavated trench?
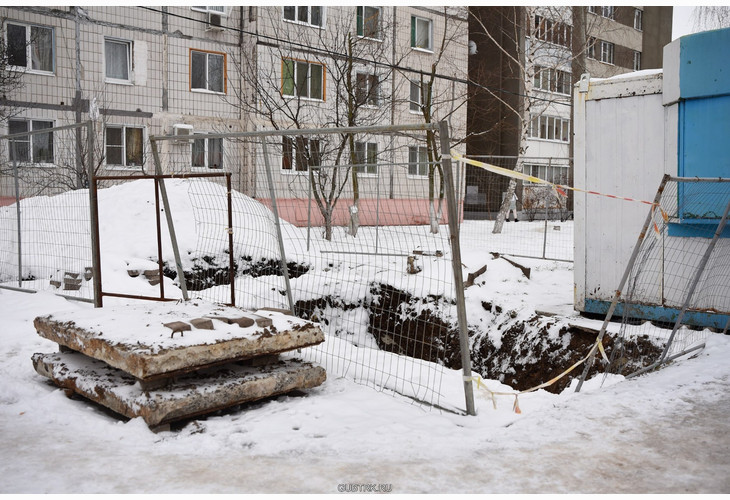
[163,260,661,393]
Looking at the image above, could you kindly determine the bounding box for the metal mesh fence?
[150,124,473,412]
[0,122,95,301]
[461,155,573,262]
[602,177,730,378]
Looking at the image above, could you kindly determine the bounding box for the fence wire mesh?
[0,122,95,301]
[151,126,471,412]
[606,178,730,378]
[461,155,573,262]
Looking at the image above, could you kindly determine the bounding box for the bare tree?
[469,6,616,233]
[228,7,399,240]
[693,6,730,32]
[403,7,469,234]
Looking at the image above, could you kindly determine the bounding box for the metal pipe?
[150,122,441,142]
[575,173,671,392]
[439,120,476,416]
[101,291,177,302]
[154,178,165,300]
[625,342,706,379]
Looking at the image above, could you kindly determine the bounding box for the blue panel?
[667,222,730,238]
[584,299,729,330]
[679,96,730,178]
[677,96,730,229]
[679,28,730,99]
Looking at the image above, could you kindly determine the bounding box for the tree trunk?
[347,198,360,237]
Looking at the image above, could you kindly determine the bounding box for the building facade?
[1,6,468,225]
[465,6,673,216]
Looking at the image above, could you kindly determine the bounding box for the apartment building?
[465,6,672,215]
[1,6,468,225]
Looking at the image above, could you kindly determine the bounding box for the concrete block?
[32,351,326,427]
[33,310,325,380]
[190,318,214,330]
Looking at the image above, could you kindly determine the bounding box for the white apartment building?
[1,6,468,225]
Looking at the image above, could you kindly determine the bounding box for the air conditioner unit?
[173,124,193,143]
[207,12,224,31]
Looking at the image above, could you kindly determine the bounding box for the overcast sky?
[672,6,698,40]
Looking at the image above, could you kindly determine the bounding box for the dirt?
[174,257,663,394]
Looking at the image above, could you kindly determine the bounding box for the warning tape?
[451,152,669,227]
[465,338,609,414]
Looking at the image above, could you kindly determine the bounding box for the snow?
[1,181,729,493]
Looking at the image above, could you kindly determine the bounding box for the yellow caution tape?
[451,152,669,226]
[467,338,608,413]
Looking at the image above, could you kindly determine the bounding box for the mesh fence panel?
[0,123,95,301]
[152,128,469,411]
[461,155,574,262]
[607,178,730,377]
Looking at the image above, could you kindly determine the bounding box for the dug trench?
[163,261,662,394]
[295,283,663,394]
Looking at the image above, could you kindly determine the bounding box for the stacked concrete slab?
[31,301,326,429]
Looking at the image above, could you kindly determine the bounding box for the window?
[354,141,377,175]
[589,6,615,19]
[633,51,642,71]
[190,49,226,93]
[533,66,571,95]
[408,145,429,176]
[524,164,570,185]
[105,38,131,82]
[192,135,223,169]
[105,126,143,167]
[282,136,321,172]
[601,6,615,19]
[192,6,226,14]
[600,41,614,64]
[409,79,431,112]
[7,119,54,163]
[283,6,324,27]
[411,16,432,51]
[356,72,379,107]
[528,114,570,143]
[356,6,381,40]
[634,9,643,31]
[5,22,54,73]
[587,37,597,59]
[282,58,324,100]
[534,15,572,49]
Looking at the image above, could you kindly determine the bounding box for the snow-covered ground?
[1,180,729,493]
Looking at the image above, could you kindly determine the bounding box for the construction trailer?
[573,27,730,329]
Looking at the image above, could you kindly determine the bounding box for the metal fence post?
[12,140,22,288]
[439,120,476,416]
[87,120,103,307]
[261,136,295,313]
[150,137,189,301]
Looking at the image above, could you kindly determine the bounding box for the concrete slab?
[32,351,326,427]
[33,300,325,381]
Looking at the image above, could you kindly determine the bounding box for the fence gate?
[0,121,98,303]
[150,121,475,415]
